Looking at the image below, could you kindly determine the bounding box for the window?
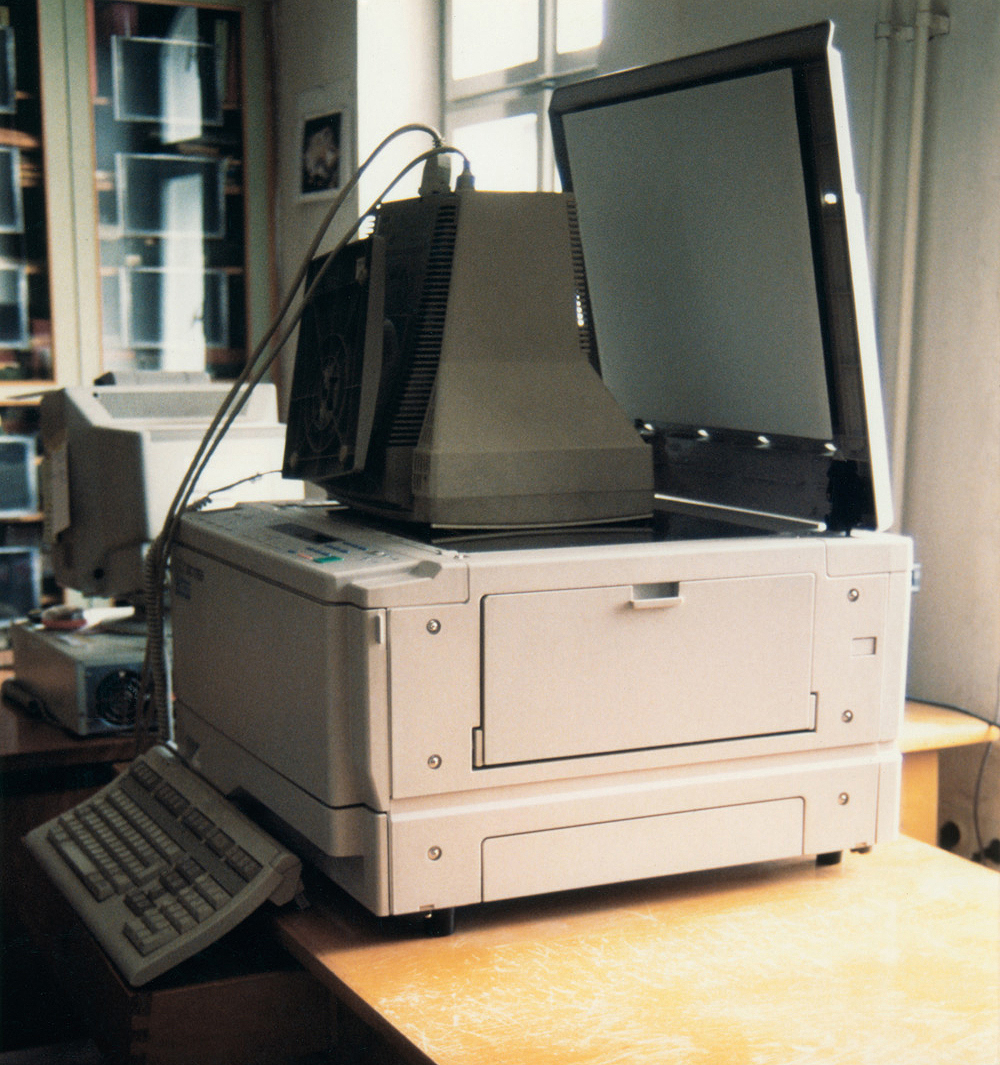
[444,0,604,191]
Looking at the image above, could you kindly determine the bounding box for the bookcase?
[0,0,273,396]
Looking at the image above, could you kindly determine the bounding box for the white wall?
[271,0,359,260]
[904,2,1000,857]
[903,5,1000,720]
[269,0,440,401]
[357,0,441,207]
[268,0,359,404]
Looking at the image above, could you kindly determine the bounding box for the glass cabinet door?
[0,0,52,384]
[89,0,270,379]
[0,0,270,389]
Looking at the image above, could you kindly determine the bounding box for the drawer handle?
[629,582,683,610]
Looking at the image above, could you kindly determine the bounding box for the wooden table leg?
[901,748,939,844]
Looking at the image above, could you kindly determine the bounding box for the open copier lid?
[549,22,892,533]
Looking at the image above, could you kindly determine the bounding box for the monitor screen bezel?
[548,22,890,532]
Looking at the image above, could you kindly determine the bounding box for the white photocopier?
[168,23,913,931]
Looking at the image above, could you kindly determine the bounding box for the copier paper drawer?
[481,573,815,765]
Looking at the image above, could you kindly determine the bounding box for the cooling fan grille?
[93,668,141,729]
[284,242,370,479]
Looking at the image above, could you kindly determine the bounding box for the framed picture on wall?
[299,109,347,197]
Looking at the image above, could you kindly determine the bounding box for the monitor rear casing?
[283,190,653,529]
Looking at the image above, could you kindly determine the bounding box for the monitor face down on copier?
[548,20,892,533]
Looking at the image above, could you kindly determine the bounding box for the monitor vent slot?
[566,196,599,374]
[387,202,459,446]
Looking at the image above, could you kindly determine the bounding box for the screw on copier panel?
[848,588,860,601]
[426,619,442,634]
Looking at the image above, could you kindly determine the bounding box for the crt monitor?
[283,190,653,530]
[41,376,296,603]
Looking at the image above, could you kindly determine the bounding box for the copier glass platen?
[170,22,913,926]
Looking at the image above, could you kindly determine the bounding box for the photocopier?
[168,23,913,928]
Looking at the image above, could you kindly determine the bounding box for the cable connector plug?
[454,158,476,191]
[419,153,452,196]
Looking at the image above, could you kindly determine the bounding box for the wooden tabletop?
[276,836,999,1065]
[900,699,1000,754]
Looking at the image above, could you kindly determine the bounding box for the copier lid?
[549,22,893,533]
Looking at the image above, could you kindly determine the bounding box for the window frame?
[442,0,602,191]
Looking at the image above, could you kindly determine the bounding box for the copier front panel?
[477,573,817,765]
[171,539,388,812]
[171,503,910,919]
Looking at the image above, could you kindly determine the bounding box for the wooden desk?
[275,836,999,1065]
[900,699,1000,844]
[1,683,136,922]
[1,689,137,1050]
[1,691,335,1062]
[0,689,136,774]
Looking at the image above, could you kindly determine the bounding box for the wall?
[268,0,440,401]
[906,2,1000,857]
[267,0,355,408]
[269,0,358,329]
[904,5,1000,720]
[356,0,441,206]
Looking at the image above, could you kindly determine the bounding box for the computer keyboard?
[23,744,302,987]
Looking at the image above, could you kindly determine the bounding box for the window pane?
[451,0,538,79]
[451,113,539,191]
[556,0,603,54]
